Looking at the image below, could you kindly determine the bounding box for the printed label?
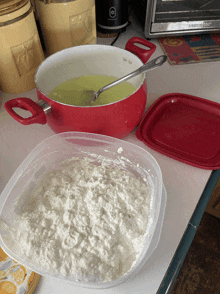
[11,34,41,77]
[69,9,95,46]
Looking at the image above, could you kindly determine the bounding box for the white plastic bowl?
[0,132,166,288]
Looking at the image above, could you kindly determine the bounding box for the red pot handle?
[125,37,156,64]
[4,98,47,125]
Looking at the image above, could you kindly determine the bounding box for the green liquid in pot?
[48,75,137,106]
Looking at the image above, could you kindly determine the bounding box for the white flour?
[13,157,152,283]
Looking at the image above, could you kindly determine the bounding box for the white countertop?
[0,15,219,293]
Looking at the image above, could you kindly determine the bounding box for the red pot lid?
[136,93,220,170]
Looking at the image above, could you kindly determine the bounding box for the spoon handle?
[94,55,167,100]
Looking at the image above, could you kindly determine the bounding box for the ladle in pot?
[84,55,167,104]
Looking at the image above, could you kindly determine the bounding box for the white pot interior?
[35,45,145,96]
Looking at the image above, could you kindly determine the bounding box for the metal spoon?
[83,55,167,104]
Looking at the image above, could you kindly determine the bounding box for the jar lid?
[136,93,220,170]
[0,0,29,16]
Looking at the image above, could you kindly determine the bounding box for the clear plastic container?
[0,132,166,288]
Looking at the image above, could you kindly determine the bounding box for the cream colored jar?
[0,0,45,94]
[35,0,97,56]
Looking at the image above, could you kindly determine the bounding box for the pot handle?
[4,98,50,125]
[125,37,156,64]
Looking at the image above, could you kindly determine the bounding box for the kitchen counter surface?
[0,15,219,294]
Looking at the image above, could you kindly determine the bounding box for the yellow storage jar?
[0,0,45,94]
[35,0,97,56]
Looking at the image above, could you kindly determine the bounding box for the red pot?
[5,37,156,139]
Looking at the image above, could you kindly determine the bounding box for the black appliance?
[96,0,129,34]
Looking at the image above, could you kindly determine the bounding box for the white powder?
[13,157,152,283]
[117,147,123,154]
